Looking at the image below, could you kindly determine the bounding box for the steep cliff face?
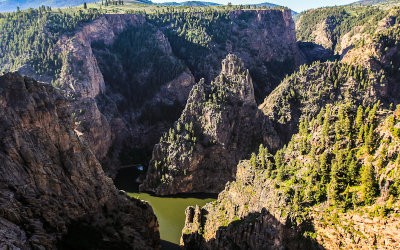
[36,14,197,175]
[91,22,195,159]
[295,5,399,55]
[140,54,280,195]
[53,14,147,162]
[0,73,160,249]
[340,9,400,102]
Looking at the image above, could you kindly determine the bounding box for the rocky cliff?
[140,54,280,195]
[0,72,160,249]
[295,4,400,56]
[181,161,318,250]
[51,14,147,163]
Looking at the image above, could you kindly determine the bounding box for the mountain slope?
[0,0,152,12]
[159,1,220,6]
[255,2,298,15]
[181,4,400,248]
[182,101,400,249]
[352,0,391,5]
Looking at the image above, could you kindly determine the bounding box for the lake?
[114,166,215,248]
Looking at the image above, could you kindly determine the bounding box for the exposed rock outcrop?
[140,54,280,195]
[298,41,333,64]
[0,73,160,249]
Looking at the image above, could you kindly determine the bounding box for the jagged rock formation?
[181,10,400,246]
[0,73,160,249]
[140,54,280,195]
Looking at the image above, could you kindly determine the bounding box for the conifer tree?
[361,164,377,204]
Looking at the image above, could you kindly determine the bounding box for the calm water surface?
[114,167,215,246]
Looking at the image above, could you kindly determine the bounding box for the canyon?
[1,3,400,249]
[16,9,306,178]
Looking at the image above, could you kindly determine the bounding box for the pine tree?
[355,105,363,130]
[258,144,265,169]
[361,164,377,204]
[320,151,329,184]
[365,124,375,153]
[347,159,358,184]
[250,153,257,168]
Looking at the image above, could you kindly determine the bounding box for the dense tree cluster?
[264,60,376,132]
[296,6,390,50]
[154,121,197,184]
[252,103,399,213]
[0,7,101,77]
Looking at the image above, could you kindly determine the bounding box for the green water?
[128,192,215,245]
[113,166,215,246]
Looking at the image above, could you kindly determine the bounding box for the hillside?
[296,4,400,53]
[182,101,400,249]
[0,0,152,12]
[256,2,298,15]
[352,0,392,5]
[159,1,220,7]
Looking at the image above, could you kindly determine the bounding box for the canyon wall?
[0,73,160,249]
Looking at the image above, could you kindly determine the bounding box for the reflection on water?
[114,167,216,246]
